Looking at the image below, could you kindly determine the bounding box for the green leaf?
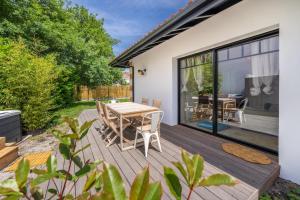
[59,143,71,160]
[181,149,194,186]
[57,170,73,181]
[46,155,57,174]
[79,119,96,139]
[91,192,113,200]
[83,171,97,192]
[172,162,188,184]
[129,167,149,200]
[72,155,83,168]
[31,174,56,187]
[31,169,47,175]
[30,186,44,200]
[47,188,57,195]
[52,130,71,146]
[143,182,162,200]
[2,195,22,200]
[102,163,126,200]
[64,117,78,134]
[0,179,22,196]
[191,154,204,186]
[199,174,237,187]
[62,133,79,139]
[163,167,182,200]
[95,174,103,192]
[75,163,96,178]
[76,192,90,200]
[15,159,30,188]
[73,144,91,156]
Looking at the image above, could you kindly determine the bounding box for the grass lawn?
[53,99,130,125]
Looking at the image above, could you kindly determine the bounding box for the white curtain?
[261,37,278,95]
[192,65,203,91]
[181,59,190,92]
[250,38,278,96]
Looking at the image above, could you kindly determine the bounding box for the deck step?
[0,137,6,150]
[0,146,18,170]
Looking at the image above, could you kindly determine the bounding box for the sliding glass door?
[179,33,279,152]
[179,51,214,132]
[216,35,279,152]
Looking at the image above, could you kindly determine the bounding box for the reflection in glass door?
[217,35,279,152]
[179,52,214,132]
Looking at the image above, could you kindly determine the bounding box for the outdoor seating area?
[39,108,280,199]
[96,100,163,155]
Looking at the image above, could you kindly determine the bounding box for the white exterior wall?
[131,0,300,184]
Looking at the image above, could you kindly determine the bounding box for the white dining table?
[106,102,158,151]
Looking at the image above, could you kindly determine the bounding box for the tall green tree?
[0,0,122,106]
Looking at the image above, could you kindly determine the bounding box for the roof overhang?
[110,0,242,67]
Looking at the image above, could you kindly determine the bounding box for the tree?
[0,0,122,106]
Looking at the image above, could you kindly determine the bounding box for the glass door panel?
[179,52,214,132]
[216,35,279,152]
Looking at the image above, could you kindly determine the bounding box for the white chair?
[134,111,164,158]
[225,98,248,124]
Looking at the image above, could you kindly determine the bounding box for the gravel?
[0,126,62,181]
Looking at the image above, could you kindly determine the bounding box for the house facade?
[111,0,300,184]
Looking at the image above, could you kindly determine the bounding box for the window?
[179,52,214,132]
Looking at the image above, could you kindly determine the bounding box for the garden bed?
[261,178,300,199]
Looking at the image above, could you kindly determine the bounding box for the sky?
[70,0,189,56]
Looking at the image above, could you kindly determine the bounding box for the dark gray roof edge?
[110,0,241,67]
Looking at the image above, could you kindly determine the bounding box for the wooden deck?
[45,109,279,199]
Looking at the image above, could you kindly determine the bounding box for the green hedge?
[0,39,57,131]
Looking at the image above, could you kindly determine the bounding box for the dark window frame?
[177,29,279,154]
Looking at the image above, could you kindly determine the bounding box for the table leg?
[120,114,123,151]
[221,102,224,121]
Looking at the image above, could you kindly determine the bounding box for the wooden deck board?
[46,109,280,199]
[160,124,279,193]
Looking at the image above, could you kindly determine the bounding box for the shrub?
[53,65,75,107]
[0,38,57,131]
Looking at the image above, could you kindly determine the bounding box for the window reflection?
[217,35,279,152]
[180,52,214,132]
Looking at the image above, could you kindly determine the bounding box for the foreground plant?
[0,117,162,200]
[164,149,237,200]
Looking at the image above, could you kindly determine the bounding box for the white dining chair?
[225,98,248,124]
[134,111,164,158]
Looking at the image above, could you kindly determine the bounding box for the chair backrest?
[96,101,105,121]
[141,98,149,105]
[198,95,210,105]
[100,102,109,126]
[239,98,248,110]
[100,103,119,132]
[152,99,161,109]
[142,111,164,133]
[96,101,102,114]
